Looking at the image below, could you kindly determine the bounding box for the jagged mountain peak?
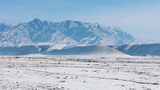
[0,18,135,48]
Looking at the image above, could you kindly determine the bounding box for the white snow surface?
[0,56,159,90]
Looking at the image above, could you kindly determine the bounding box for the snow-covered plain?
[0,56,159,90]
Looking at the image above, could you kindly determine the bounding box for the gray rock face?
[0,19,135,48]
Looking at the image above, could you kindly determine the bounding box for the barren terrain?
[0,56,159,90]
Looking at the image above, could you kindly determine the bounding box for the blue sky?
[0,0,160,43]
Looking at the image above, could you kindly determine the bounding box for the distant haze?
[0,0,160,43]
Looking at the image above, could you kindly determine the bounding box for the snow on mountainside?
[0,18,135,48]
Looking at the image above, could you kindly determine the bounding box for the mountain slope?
[0,23,11,32]
[46,46,123,55]
[0,45,125,56]
[0,19,135,48]
[117,43,160,56]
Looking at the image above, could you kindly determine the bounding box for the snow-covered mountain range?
[0,18,135,49]
[1,19,160,57]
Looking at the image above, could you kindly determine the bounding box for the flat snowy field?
[0,56,159,90]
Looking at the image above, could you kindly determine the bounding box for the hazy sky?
[0,0,160,43]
